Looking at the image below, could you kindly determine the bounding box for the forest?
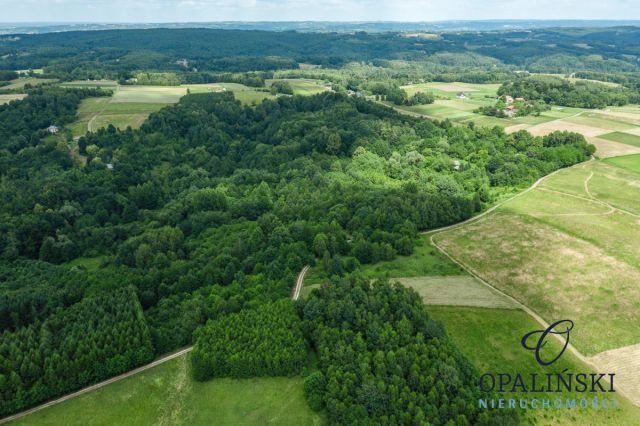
[0,86,594,418]
[2,27,640,80]
[300,276,519,425]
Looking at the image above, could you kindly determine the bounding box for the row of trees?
[300,276,519,425]
[190,300,307,380]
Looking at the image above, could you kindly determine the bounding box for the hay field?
[434,158,640,356]
[0,94,26,105]
[394,276,519,309]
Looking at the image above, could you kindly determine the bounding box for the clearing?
[0,94,26,105]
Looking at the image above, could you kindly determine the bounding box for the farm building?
[515,97,525,102]
[504,95,514,103]
[47,125,59,134]
[503,105,517,117]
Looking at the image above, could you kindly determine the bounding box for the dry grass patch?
[526,120,608,137]
[435,212,640,355]
[590,343,640,407]
[394,276,519,309]
[589,137,640,158]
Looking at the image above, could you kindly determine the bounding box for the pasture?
[433,158,640,356]
[4,77,57,90]
[111,86,186,103]
[10,354,325,426]
[266,78,329,96]
[430,306,640,425]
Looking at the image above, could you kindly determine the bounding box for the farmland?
[3,77,58,90]
[10,354,325,426]
[397,81,640,157]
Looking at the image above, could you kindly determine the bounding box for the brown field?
[526,120,609,137]
[504,123,530,133]
[0,94,27,104]
[431,83,479,92]
[394,276,519,309]
[590,343,640,406]
[588,137,640,158]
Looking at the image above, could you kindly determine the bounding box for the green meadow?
[430,306,640,426]
[10,354,325,426]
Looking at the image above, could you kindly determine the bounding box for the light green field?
[434,159,640,355]
[603,154,640,172]
[69,97,167,136]
[10,354,325,426]
[59,80,119,89]
[0,94,26,104]
[395,275,519,309]
[430,306,640,426]
[111,86,187,103]
[600,131,640,148]
[360,235,465,278]
[266,79,329,96]
[4,77,58,90]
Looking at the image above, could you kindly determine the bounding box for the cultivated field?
[112,86,187,103]
[3,77,58,90]
[0,94,26,105]
[430,306,640,425]
[10,354,325,426]
[266,78,329,96]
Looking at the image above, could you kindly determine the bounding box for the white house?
[47,125,59,134]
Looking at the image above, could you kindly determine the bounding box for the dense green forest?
[2,27,640,80]
[300,276,518,425]
[0,87,593,417]
[191,300,306,380]
[0,286,153,416]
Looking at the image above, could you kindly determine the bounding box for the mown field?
[0,94,26,105]
[433,157,640,357]
[10,354,325,426]
[430,306,640,426]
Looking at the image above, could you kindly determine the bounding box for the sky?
[0,0,638,23]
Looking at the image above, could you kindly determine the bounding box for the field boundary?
[423,157,640,407]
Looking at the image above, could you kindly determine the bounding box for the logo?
[521,319,574,366]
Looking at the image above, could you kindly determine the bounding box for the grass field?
[0,94,26,105]
[4,77,57,90]
[430,306,640,425]
[111,86,187,103]
[59,80,119,89]
[266,79,329,96]
[11,354,325,426]
[600,131,640,148]
[394,275,519,309]
[434,158,640,356]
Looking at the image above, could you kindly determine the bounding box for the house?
[106,163,114,170]
[515,97,525,102]
[452,160,461,171]
[47,125,59,134]
[504,95,514,104]
[457,92,467,99]
[503,105,517,117]
[176,58,189,68]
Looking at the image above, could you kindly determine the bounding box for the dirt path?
[0,347,193,425]
[292,265,310,301]
[1,265,310,424]
[425,158,639,407]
